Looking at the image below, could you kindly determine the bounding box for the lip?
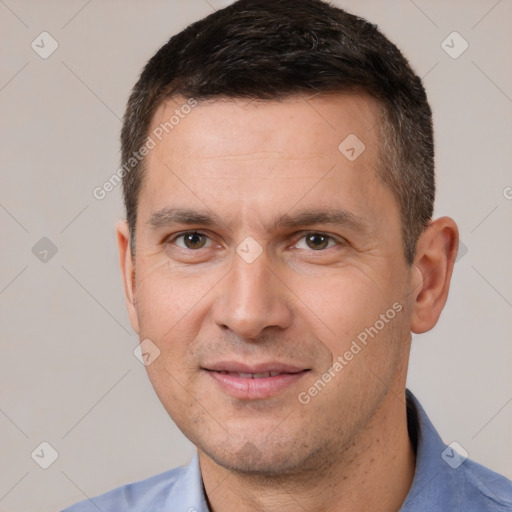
[202,361,310,400]
[204,361,308,374]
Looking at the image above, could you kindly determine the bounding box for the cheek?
[293,267,395,342]
[294,267,409,385]
[134,261,213,338]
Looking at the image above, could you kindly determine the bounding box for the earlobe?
[116,220,140,334]
[410,217,459,334]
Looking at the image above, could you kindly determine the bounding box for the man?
[63,0,512,510]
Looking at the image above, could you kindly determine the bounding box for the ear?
[116,220,140,334]
[410,217,459,334]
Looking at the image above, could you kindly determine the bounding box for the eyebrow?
[147,207,369,233]
[147,208,222,229]
[272,209,369,232]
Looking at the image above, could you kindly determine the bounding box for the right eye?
[171,231,212,250]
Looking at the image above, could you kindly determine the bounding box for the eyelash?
[167,231,344,251]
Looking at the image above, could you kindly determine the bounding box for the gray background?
[0,1,511,511]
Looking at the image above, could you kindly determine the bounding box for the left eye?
[294,233,337,251]
[173,232,212,250]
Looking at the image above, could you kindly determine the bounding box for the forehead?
[139,93,397,234]
[149,93,381,165]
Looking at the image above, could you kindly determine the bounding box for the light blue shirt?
[62,390,512,511]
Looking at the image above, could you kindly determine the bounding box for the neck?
[199,388,416,512]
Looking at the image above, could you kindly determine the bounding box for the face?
[119,93,420,476]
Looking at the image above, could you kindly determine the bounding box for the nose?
[211,250,293,340]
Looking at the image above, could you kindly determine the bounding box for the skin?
[117,93,458,512]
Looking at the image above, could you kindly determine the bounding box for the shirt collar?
[162,450,210,512]
[399,389,460,511]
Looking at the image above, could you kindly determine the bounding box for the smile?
[204,365,310,400]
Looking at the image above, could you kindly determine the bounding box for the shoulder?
[61,464,189,512]
[404,390,512,512]
[460,457,512,511]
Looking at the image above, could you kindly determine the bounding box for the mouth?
[213,370,298,378]
[202,362,310,400]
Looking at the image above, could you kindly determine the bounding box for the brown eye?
[175,232,209,249]
[304,233,331,250]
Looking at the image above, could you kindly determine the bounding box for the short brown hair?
[121,0,434,264]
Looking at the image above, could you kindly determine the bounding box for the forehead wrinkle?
[195,151,324,161]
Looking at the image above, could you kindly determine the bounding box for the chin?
[211,450,298,476]
[200,434,325,477]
